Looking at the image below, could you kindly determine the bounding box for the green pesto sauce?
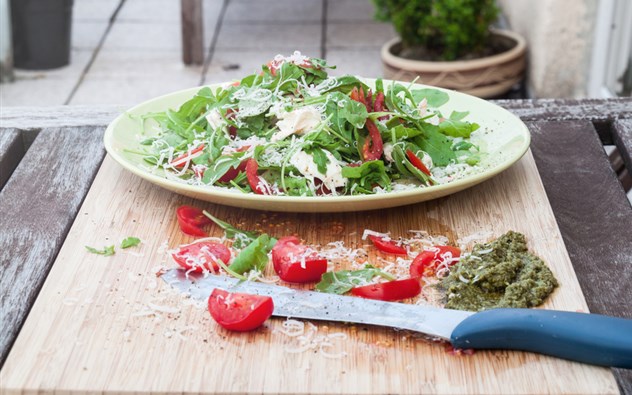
[440,231,558,312]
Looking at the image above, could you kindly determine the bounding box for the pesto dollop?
[440,231,558,312]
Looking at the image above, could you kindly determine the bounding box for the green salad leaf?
[315,265,395,294]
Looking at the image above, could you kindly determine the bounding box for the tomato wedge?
[351,278,421,301]
[405,149,432,176]
[208,288,274,332]
[171,240,231,273]
[368,235,407,255]
[245,159,270,195]
[271,236,328,283]
[169,144,205,168]
[374,91,388,120]
[217,160,247,183]
[176,205,213,236]
[410,245,461,278]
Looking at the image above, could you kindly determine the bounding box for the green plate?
[104,79,530,212]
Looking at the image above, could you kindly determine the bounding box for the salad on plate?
[136,52,486,197]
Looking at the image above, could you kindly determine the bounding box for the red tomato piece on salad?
[351,278,421,301]
[271,236,328,283]
[409,245,461,278]
[245,159,270,195]
[176,205,213,236]
[172,240,231,273]
[405,149,432,176]
[169,144,205,168]
[208,288,274,332]
[217,160,247,183]
[362,119,384,161]
[368,235,407,255]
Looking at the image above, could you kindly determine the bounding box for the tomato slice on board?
[171,240,231,273]
[409,245,461,278]
[271,236,328,283]
[169,144,205,168]
[368,235,407,255]
[350,278,421,301]
[245,159,270,195]
[405,149,432,176]
[176,205,212,236]
[362,119,384,161]
[208,288,274,332]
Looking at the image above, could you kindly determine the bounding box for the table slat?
[527,120,632,394]
[0,129,24,189]
[0,126,105,367]
[613,119,632,175]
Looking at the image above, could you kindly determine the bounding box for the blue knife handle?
[450,308,632,368]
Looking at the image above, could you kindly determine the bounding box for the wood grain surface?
[0,127,106,367]
[0,150,619,394]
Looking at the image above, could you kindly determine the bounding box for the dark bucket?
[11,0,74,70]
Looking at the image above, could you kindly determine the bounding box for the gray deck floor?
[1,0,395,107]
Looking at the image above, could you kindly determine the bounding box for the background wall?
[499,0,598,98]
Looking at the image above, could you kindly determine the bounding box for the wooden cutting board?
[0,150,619,394]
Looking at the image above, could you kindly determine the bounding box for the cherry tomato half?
[351,278,421,301]
[368,235,407,255]
[208,288,274,332]
[405,149,431,176]
[271,236,328,283]
[171,240,231,273]
[176,205,212,236]
[409,245,461,278]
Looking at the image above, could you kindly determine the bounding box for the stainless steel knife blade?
[161,268,474,339]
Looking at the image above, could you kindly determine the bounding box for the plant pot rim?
[381,29,527,73]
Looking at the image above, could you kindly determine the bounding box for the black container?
[11,0,74,70]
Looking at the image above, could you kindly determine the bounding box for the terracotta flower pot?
[381,29,527,98]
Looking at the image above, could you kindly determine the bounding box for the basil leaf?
[411,88,449,108]
[203,211,259,248]
[315,266,391,294]
[121,237,141,249]
[85,245,115,256]
[228,234,276,274]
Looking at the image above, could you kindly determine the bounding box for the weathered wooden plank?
[0,126,106,368]
[496,97,632,122]
[527,120,632,393]
[0,129,24,189]
[0,105,123,129]
[613,119,632,175]
[181,0,204,65]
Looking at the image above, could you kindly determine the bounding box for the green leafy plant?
[372,0,499,61]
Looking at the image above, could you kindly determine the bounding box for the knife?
[162,269,632,368]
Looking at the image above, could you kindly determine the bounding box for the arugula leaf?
[306,147,330,175]
[121,237,141,249]
[389,124,424,140]
[411,88,449,108]
[202,153,246,185]
[318,75,369,94]
[228,234,276,275]
[438,119,479,138]
[449,110,469,121]
[342,160,391,193]
[413,125,456,166]
[326,92,368,129]
[85,245,115,256]
[203,211,259,248]
[315,265,395,294]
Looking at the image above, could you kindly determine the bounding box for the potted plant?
[373,0,527,98]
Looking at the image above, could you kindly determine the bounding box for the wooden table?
[1,98,631,393]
